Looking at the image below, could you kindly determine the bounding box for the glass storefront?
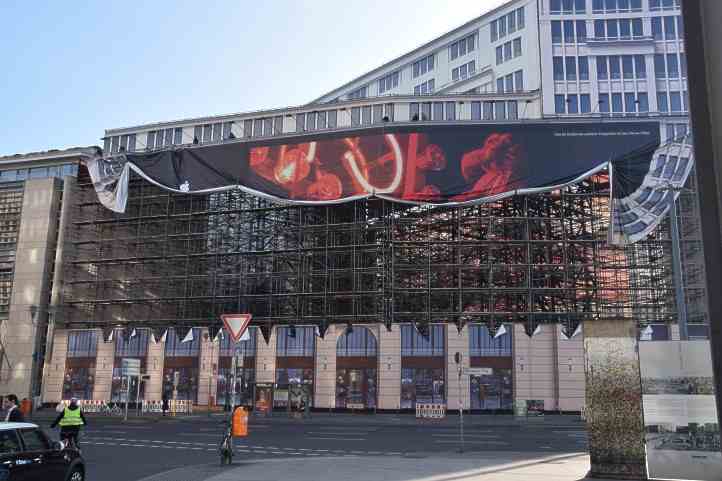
[336,368,377,409]
[400,324,445,409]
[275,368,314,409]
[162,328,200,402]
[470,369,513,410]
[336,326,378,409]
[216,328,257,408]
[275,326,315,409]
[111,329,149,402]
[62,330,98,400]
[401,368,445,408]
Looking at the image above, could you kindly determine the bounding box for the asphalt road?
[37,413,588,481]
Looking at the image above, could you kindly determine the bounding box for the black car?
[0,422,84,481]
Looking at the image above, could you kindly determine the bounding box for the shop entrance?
[336,326,378,410]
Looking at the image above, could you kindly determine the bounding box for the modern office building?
[1,0,703,414]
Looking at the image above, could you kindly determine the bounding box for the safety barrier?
[415,403,446,419]
[59,399,108,413]
[141,401,163,413]
[580,406,587,421]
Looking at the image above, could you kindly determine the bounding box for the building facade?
[2,0,704,413]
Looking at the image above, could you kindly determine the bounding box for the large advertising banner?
[85,121,691,244]
[639,341,721,480]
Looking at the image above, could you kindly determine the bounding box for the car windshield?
[0,431,21,454]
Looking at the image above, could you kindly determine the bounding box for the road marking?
[432,434,500,439]
[434,440,509,445]
[306,432,370,436]
[306,437,366,441]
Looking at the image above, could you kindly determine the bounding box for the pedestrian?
[3,394,24,422]
[50,397,87,449]
[162,390,170,417]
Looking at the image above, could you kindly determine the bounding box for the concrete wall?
[513,323,556,410]
[378,324,401,410]
[41,329,68,404]
[314,324,339,409]
[446,324,470,410]
[3,178,61,398]
[92,336,115,401]
[255,327,277,384]
[145,335,165,401]
[555,325,585,411]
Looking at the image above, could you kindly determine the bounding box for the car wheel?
[67,467,84,481]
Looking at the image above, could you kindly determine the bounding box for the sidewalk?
[138,452,604,481]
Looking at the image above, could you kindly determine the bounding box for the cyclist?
[50,398,87,449]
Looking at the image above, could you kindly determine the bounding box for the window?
[165,328,201,357]
[67,330,98,358]
[508,11,516,33]
[575,0,586,12]
[471,101,482,120]
[276,327,315,357]
[497,78,505,93]
[580,94,591,113]
[564,20,574,43]
[499,16,507,38]
[401,325,445,356]
[576,20,587,42]
[635,55,646,79]
[638,92,649,112]
[677,16,684,38]
[664,16,676,40]
[450,33,475,60]
[496,46,503,65]
[680,52,687,77]
[597,55,608,80]
[504,41,512,61]
[421,102,431,120]
[599,93,610,113]
[579,56,589,80]
[505,74,514,93]
[469,324,511,356]
[0,430,20,454]
[433,102,444,121]
[568,94,579,114]
[550,0,561,13]
[632,18,643,37]
[414,78,435,95]
[555,94,566,114]
[670,91,682,112]
[412,55,434,78]
[513,37,522,57]
[606,19,618,38]
[242,120,252,138]
[452,60,475,82]
[348,85,367,100]
[655,53,666,79]
[518,7,525,29]
[483,101,494,120]
[553,56,564,81]
[337,327,377,357]
[115,329,149,357]
[552,21,562,43]
[620,18,631,39]
[19,429,49,452]
[612,93,623,113]
[622,55,634,79]
[202,124,212,143]
[657,92,669,112]
[652,17,663,40]
[594,20,605,39]
[362,105,372,125]
[378,71,400,94]
[446,102,456,120]
[495,101,507,120]
[625,92,637,112]
[609,55,621,79]
[507,101,518,119]
[566,56,577,80]
[667,53,679,78]
[491,20,498,42]
[514,70,524,91]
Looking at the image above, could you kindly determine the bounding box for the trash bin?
[232,407,248,437]
[20,398,32,417]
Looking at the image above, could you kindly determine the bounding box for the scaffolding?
[58,156,706,339]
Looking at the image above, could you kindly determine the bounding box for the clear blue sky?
[0,0,507,156]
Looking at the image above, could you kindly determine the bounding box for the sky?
[0,0,508,157]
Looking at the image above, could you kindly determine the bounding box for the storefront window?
[216,328,257,407]
[63,330,98,400]
[470,369,513,410]
[335,326,378,409]
[162,328,200,402]
[401,324,445,356]
[401,368,445,408]
[274,368,313,408]
[111,329,149,402]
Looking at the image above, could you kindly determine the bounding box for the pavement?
[27,410,594,481]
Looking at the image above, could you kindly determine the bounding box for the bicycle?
[59,429,82,454]
[219,419,233,466]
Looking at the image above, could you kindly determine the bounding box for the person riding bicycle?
[50,398,87,448]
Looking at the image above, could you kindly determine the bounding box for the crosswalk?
[82,436,403,458]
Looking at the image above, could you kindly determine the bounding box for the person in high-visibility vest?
[50,398,88,449]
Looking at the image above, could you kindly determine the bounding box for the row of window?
[349,104,395,126]
[550,0,588,14]
[414,79,435,95]
[591,0,644,13]
[244,117,283,138]
[554,56,590,81]
[410,101,458,122]
[449,33,476,61]
[657,90,687,113]
[597,54,646,80]
[104,133,138,153]
[649,0,681,10]
[593,18,644,40]
[0,163,78,184]
[469,100,521,121]
[496,70,524,93]
[490,6,525,43]
[654,52,687,79]
[551,20,587,44]
[348,85,368,100]
[452,60,476,82]
[651,16,683,41]
[555,92,652,114]
[412,54,435,79]
[495,37,522,65]
[378,71,400,94]
[296,110,339,132]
